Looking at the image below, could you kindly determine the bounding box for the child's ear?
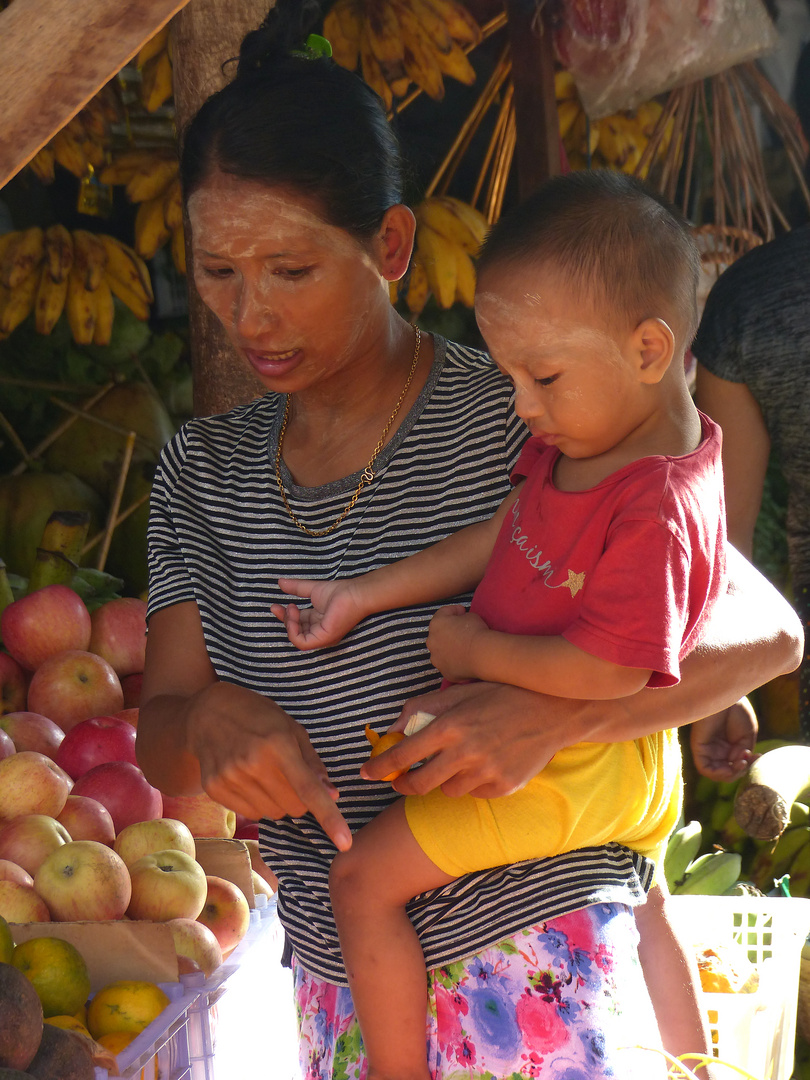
[632,318,675,384]
[376,204,416,283]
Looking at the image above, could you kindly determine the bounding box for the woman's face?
[188,170,391,394]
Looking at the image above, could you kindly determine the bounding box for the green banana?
[671,850,742,895]
[749,824,810,891]
[663,820,703,891]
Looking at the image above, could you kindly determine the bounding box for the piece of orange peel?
[364,711,436,782]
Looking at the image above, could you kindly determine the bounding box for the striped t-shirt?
[147,336,652,985]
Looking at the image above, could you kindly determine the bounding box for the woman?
[136,5,802,1077]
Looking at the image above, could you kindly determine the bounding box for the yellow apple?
[114,818,196,867]
[127,849,208,921]
[34,840,131,921]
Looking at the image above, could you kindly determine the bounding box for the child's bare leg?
[636,883,721,1080]
[329,798,455,1080]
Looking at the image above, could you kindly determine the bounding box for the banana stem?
[0,407,30,467]
[425,47,512,200]
[10,381,114,477]
[95,430,136,572]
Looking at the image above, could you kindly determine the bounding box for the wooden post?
[503,0,561,199]
[171,0,270,416]
[0,0,190,188]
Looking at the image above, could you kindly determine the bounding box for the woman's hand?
[183,680,352,851]
[689,697,758,782]
[361,680,581,798]
[426,605,488,681]
[271,576,366,650]
[138,602,352,851]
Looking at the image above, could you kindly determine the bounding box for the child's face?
[476,264,647,459]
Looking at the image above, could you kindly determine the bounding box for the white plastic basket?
[667,896,810,1080]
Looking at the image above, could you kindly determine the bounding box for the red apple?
[0,652,27,715]
[27,649,124,733]
[160,792,236,839]
[34,839,131,921]
[167,917,223,978]
[0,728,14,760]
[57,794,116,846]
[114,707,139,728]
[0,751,72,820]
[0,814,72,877]
[0,711,64,758]
[88,598,147,677]
[0,859,34,887]
[1,584,92,671]
[54,714,137,780]
[71,761,162,833]
[121,673,143,710]
[127,849,208,921]
[0,879,51,922]
[197,875,251,955]
[114,818,196,867]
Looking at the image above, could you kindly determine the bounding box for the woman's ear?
[375,204,416,282]
[633,317,675,384]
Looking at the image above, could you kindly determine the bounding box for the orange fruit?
[97,1030,138,1053]
[86,979,170,1040]
[11,936,91,1018]
[364,724,407,781]
[44,1014,92,1037]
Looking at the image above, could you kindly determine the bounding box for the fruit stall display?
[3,2,810,1077]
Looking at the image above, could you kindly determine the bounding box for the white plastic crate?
[93,897,295,1080]
[667,895,810,1080]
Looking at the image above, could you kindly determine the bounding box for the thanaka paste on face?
[187,173,391,393]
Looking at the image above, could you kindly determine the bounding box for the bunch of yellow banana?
[555,68,673,179]
[28,85,121,184]
[324,0,482,108]
[0,226,153,344]
[99,151,185,273]
[395,195,488,314]
[134,25,174,113]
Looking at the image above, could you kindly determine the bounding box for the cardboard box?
[8,837,260,990]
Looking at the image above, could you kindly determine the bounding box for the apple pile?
[0,583,273,979]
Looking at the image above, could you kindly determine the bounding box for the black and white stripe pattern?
[147,337,653,985]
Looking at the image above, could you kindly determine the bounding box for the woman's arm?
[361,546,802,798]
[694,363,771,558]
[137,601,352,850]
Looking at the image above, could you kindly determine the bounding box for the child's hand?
[427,605,489,681]
[689,696,758,782]
[271,577,366,650]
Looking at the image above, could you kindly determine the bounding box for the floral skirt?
[293,902,667,1079]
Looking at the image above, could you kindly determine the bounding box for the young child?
[272,171,724,1080]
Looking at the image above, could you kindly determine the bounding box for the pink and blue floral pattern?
[294,902,667,1079]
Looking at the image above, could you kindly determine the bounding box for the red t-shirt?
[470,413,726,687]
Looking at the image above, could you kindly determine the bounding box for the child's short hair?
[476,170,701,351]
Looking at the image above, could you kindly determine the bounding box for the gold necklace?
[275,326,422,537]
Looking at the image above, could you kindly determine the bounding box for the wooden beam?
[0,0,191,189]
[504,0,561,198]
[172,0,270,416]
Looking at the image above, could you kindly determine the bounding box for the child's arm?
[427,606,652,699]
[271,486,522,650]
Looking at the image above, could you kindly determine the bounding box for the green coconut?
[104,459,154,598]
[0,472,106,578]
[44,381,176,501]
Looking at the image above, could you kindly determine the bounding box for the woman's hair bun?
[236,0,324,79]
